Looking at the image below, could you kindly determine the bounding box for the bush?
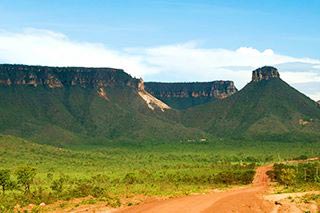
[123,173,140,184]
[279,168,297,186]
[51,175,67,194]
[15,166,36,193]
[0,169,11,194]
[271,162,320,186]
[293,155,308,160]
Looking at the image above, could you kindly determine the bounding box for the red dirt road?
[115,165,274,213]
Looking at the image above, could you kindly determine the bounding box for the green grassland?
[1,134,320,210]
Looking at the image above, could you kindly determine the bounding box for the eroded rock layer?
[252,66,280,82]
[0,64,139,89]
[145,81,237,109]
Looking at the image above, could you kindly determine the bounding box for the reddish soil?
[114,165,275,213]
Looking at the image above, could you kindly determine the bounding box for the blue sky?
[1,0,320,57]
[0,0,320,99]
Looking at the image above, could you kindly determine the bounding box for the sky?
[0,0,320,100]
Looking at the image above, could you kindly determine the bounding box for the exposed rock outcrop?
[252,66,280,82]
[138,79,171,111]
[0,64,140,89]
[145,81,237,100]
[0,64,170,111]
[144,81,237,109]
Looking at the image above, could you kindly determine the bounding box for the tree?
[0,169,10,194]
[16,166,36,193]
[279,168,296,186]
[51,175,66,194]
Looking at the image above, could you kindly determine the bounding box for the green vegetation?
[0,64,206,146]
[268,161,320,191]
[1,135,320,210]
[0,169,11,194]
[1,65,320,211]
[1,64,320,145]
[182,78,320,140]
[16,166,37,193]
[0,84,204,146]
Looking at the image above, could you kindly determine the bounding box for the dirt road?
[115,165,274,213]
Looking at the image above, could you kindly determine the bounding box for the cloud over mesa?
[0,29,320,100]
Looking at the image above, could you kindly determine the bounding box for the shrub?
[123,173,140,184]
[15,166,36,193]
[0,169,11,194]
[279,168,297,186]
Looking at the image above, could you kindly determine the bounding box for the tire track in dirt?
[114,165,274,213]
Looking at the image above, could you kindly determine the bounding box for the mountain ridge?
[0,64,139,88]
[0,64,205,145]
[0,64,172,112]
[181,66,320,140]
[0,64,319,144]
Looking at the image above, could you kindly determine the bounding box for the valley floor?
[1,136,320,212]
[43,163,320,213]
[114,165,273,213]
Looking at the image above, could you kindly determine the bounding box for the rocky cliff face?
[145,81,237,100]
[252,66,280,82]
[144,81,237,109]
[0,64,140,89]
[0,64,171,111]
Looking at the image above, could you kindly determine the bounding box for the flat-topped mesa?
[145,81,237,100]
[0,64,171,111]
[0,64,140,89]
[252,66,280,82]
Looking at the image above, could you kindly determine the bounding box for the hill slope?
[0,64,204,145]
[182,66,320,140]
[1,64,319,144]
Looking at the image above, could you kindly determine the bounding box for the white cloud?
[281,72,320,84]
[309,92,320,101]
[131,43,320,96]
[0,29,320,100]
[0,28,158,78]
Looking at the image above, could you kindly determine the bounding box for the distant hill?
[1,64,319,144]
[145,81,237,109]
[181,66,320,141]
[0,64,204,145]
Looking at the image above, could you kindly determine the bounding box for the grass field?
[1,134,320,210]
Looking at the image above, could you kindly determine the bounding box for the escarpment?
[0,64,140,89]
[144,81,237,109]
[0,64,170,111]
[1,64,320,143]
